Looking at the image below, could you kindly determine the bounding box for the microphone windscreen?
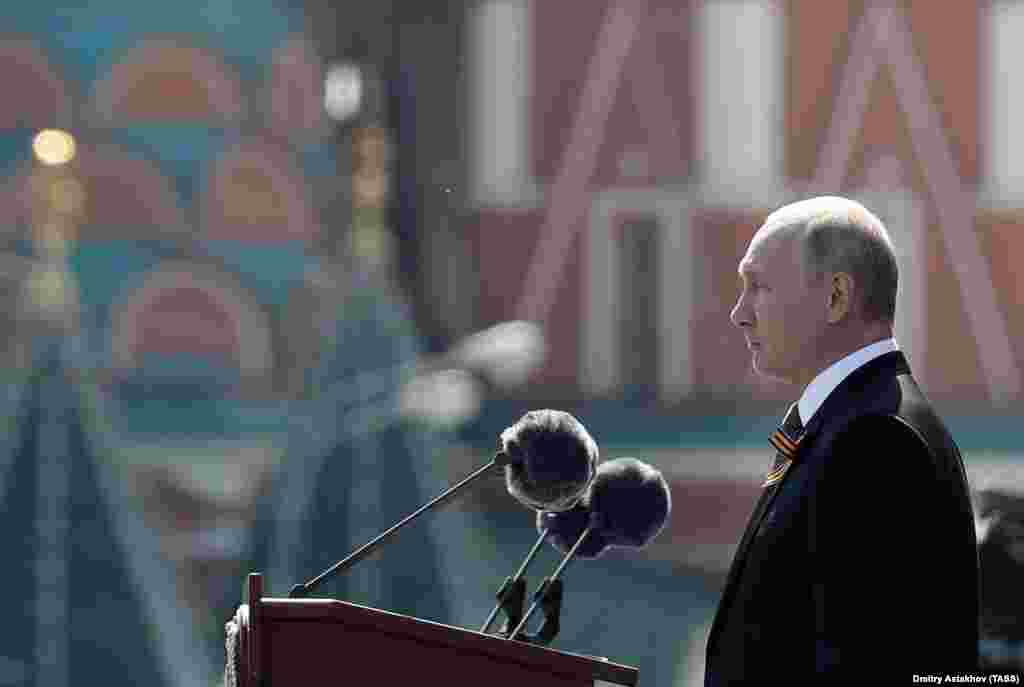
[589,457,671,548]
[500,409,598,512]
[536,502,611,559]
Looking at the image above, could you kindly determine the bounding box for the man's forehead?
[743,223,798,260]
[756,215,804,242]
[737,222,804,278]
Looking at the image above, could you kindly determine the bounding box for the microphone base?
[493,576,526,637]
[499,578,563,646]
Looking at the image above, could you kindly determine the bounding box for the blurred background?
[1,0,1024,684]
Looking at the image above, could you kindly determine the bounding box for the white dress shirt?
[796,338,900,427]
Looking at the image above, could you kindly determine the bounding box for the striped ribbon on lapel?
[764,402,804,487]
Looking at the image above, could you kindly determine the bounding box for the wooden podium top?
[229,573,639,686]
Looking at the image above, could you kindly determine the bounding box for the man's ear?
[826,272,854,324]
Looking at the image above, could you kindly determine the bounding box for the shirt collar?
[797,338,899,426]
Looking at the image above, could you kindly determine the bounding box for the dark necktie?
[764,402,804,487]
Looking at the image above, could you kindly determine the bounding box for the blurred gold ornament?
[350,211,392,269]
[352,126,389,171]
[28,168,87,233]
[34,220,70,258]
[48,177,86,217]
[352,168,388,208]
[28,264,71,315]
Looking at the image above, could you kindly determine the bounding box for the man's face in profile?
[730,223,828,387]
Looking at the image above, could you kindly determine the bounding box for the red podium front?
[227,573,639,686]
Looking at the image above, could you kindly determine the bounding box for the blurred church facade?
[466,0,1024,412]
[0,3,1021,686]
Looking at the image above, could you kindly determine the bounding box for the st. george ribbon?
[288,408,598,598]
[483,457,672,644]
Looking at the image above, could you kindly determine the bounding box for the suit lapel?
[707,351,911,657]
[722,353,909,571]
[706,448,800,649]
[717,489,771,596]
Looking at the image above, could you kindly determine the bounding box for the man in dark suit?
[704,196,979,684]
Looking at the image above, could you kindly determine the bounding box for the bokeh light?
[323,62,363,122]
[32,129,77,166]
[399,368,481,429]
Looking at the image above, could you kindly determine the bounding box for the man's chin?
[751,357,789,383]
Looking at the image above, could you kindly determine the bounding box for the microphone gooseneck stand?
[289,452,512,599]
[479,528,550,637]
[500,523,596,645]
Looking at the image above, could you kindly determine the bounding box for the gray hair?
[799,201,899,323]
[767,196,899,324]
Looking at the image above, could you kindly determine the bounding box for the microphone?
[537,457,671,558]
[501,409,599,512]
[478,410,598,637]
[288,408,595,599]
[505,457,671,642]
[586,456,671,548]
[536,502,611,559]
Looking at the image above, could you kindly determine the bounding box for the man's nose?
[730,293,751,329]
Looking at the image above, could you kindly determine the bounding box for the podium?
[227,573,639,686]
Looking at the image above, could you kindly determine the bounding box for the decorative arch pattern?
[110,260,274,381]
[91,38,244,124]
[201,138,318,242]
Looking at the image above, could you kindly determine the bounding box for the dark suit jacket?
[704,351,979,685]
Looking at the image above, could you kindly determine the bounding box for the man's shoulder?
[825,369,951,449]
[818,412,944,498]
[826,393,964,482]
[832,411,928,450]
